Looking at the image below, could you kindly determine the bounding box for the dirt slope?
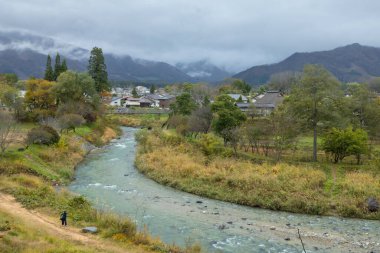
[0,193,132,253]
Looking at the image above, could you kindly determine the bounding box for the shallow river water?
[69,127,380,253]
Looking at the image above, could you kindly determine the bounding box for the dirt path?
[0,193,132,253]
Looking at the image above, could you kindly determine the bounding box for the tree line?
[163,65,380,164]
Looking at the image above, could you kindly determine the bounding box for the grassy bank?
[135,129,380,219]
[0,209,104,253]
[0,119,200,253]
[108,114,168,129]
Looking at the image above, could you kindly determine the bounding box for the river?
[69,127,380,253]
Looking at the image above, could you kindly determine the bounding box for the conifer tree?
[150,84,156,94]
[88,47,110,92]
[44,55,54,81]
[54,53,62,81]
[61,59,68,73]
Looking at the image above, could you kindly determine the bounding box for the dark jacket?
[60,211,67,220]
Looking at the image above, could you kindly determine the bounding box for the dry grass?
[0,210,101,253]
[101,127,118,143]
[109,114,168,128]
[136,129,380,219]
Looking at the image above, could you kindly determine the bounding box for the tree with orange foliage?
[24,79,56,120]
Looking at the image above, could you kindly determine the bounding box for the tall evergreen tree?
[54,53,62,81]
[88,47,110,93]
[61,59,68,73]
[44,55,54,81]
[150,84,156,94]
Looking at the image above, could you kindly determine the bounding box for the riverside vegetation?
[0,50,201,252]
[134,65,380,220]
[135,127,380,219]
[0,120,202,253]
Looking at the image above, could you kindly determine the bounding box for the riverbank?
[69,126,379,253]
[0,119,198,253]
[135,129,380,220]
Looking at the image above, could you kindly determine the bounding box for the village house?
[235,102,251,112]
[122,97,140,107]
[228,94,248,103]
[139,97,155,107]
[253,91,284,116]
[145,94,175,108]
[109,97,123,107]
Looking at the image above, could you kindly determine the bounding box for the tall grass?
[109,114,168,128]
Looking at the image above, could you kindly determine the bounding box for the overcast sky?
[0,0,380,72]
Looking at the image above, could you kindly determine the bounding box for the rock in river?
[367,197,379,212]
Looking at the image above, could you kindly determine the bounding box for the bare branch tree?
[0,111,16,154]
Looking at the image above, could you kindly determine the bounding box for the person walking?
[60,211,67,226]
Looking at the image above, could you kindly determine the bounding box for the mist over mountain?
[0,30,202,83]
[176,60,232,82]
[0,31,88,60]
[234,43,380,85]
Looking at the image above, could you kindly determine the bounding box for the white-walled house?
[109,97,123,106]
[228,94,248,103]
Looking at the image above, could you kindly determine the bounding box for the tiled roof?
[254,91,283,108]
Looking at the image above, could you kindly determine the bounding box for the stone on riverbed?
[218,224,227,230]
[367,197,379,212]
[82,226,98,234]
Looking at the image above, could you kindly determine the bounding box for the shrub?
[58,113,85,133]
[322,127,368,164]
[56,97,99,123]
[26,125,60,146]
[197,133,222,156]
[95,211,136,238]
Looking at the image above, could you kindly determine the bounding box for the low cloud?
[0,0,380,72]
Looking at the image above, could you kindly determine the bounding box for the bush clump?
[58,113,85,133]
[26,125,60,146]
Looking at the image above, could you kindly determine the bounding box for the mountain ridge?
[234,43,380,84]
[0,31,226,83]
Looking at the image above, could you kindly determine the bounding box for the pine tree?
[61,59,68,73]
[54,53,62,81]
[88,47,110,93]
[150,84,156,94]
[44,55,54,81]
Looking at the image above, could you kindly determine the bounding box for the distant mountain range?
[2,30,380,85]
[234,43,380,84]
[0,31,228,83]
